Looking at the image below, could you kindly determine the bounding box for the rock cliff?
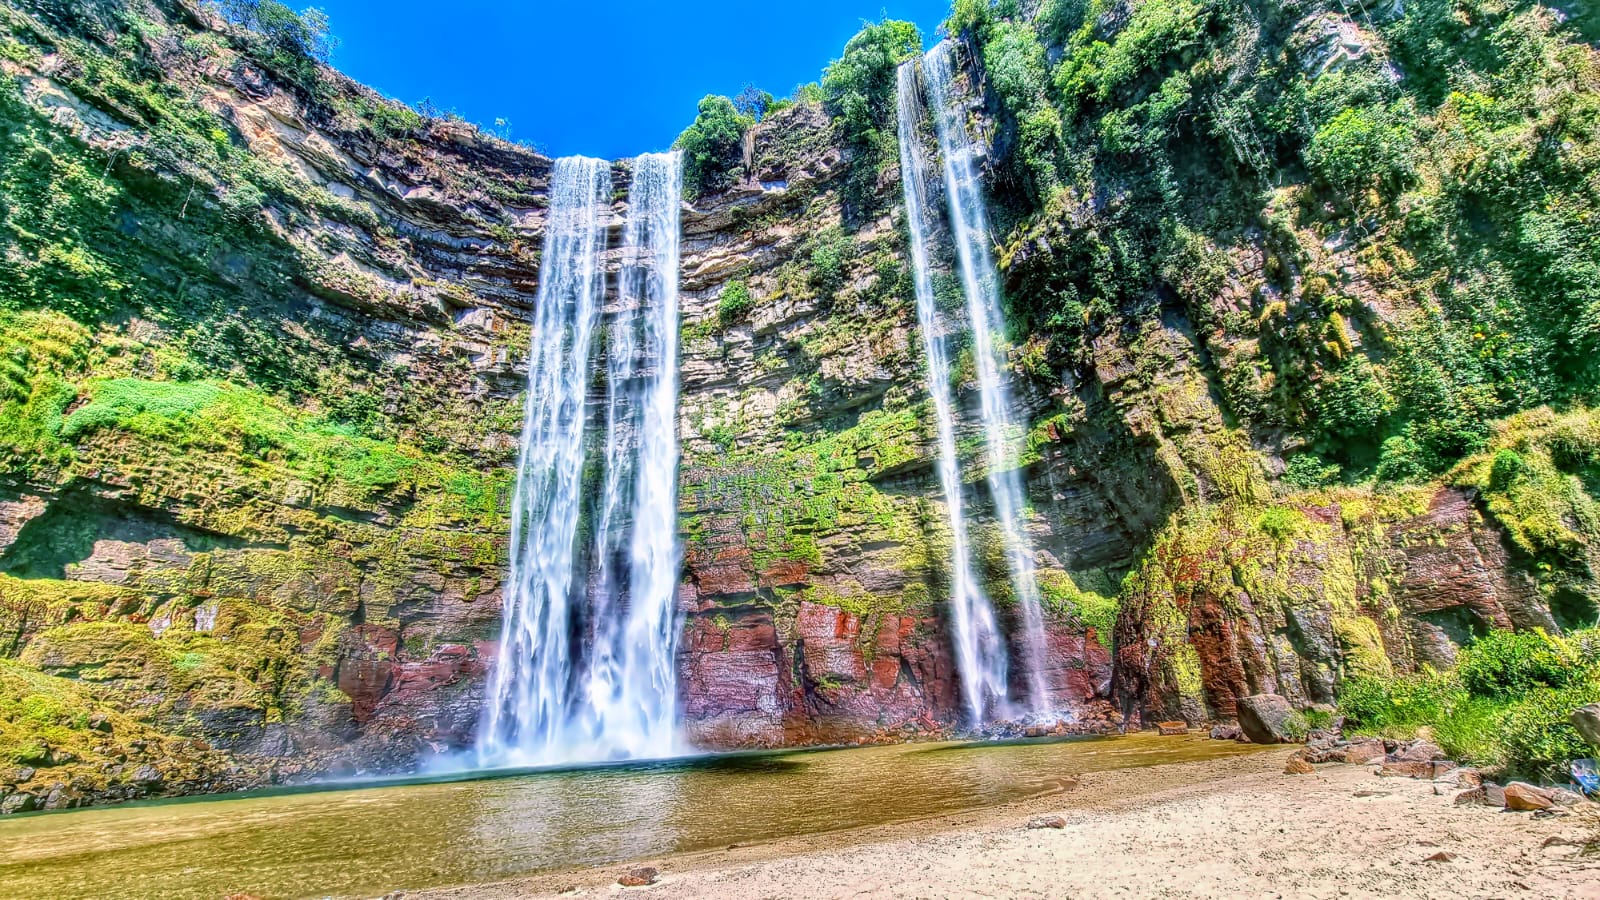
[0,0,1597,812]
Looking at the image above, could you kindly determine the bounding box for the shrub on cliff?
[717,280,753,326]
[1340,628,1600,779]
[674,95,752,198]
[1457,630,1581,699]
[821,18,919,218]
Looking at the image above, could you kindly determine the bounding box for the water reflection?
[0,733,1265,900]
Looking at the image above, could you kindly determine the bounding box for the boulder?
[618,866,659,887]
[1209,723,1243,741]
[1157,721,1188,736]
[1027,815,1068,829]
[1284,756,1315,775]
[0,792,35,815]
[1392,740,1445,763]
[1503,782,1555,811]
[1237,694,1296,744]
[1570,703,1600,748]
[1343,738,1386,764]
[1378,760,1435,779]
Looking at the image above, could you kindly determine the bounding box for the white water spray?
[896,61,1009,724]
[478,152,685,766]
[899,42,1053,720]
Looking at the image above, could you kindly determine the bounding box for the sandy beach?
[414,749,1600,900]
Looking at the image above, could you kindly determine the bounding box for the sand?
[414,749,1600,899]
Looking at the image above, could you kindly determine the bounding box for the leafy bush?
[1311,355,1395,442]
[717,280,753,326]
[821,19,919,215]
[1305,104,1418,200]
[673,95,752,197]
[1339,671,1463,736]
[1342,628,1600,779]
[219,1,335,61]
[1497,682,1600,780]
[1457,629,1579,698]
[809,228,852,298]
[1282,454,1342,489]
[1374,432,1431,483]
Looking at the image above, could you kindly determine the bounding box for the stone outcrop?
[0,0,1593,813]
[1237,694,1297,744]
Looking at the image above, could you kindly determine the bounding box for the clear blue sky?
[312,0,955,160]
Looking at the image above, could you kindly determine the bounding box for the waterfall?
[895,61,1009,724]
[478,152,685,767]
[898,42,1053,721]
[572,151,685,760]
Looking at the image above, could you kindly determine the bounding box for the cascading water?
[909,42,1054,719]
[895,61,1009,724]
[478,152,685,767]
[570,151,685,760]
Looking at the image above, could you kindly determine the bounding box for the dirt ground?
[414,748,1600,899]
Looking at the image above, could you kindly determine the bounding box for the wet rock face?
[2,1,1588,807]
[1236,694,1297,744]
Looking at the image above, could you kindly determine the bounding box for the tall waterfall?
[478,152,685,767]
[899,42,1053,720]
[896,62,1009,724]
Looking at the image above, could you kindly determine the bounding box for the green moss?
[1333,615,1394,680]
[1037,569,1119,638]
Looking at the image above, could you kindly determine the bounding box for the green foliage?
[808,227,853,298]
[1341,626,1600,779]
[980,20,1062,203]
[1457,629,1579,698]
[1312,355,1396,443]
[1305,104,1418,201]
[218,0,336,62]
[1497,682,1600,781]
[1282,454,1342,489]
[673,95,752,197]
[1255,506,1305,543]
[1488,448,1528,493]
[1038,569,1120,637]
[1375,432,1432,483]
[216,0,336,93]
[821,18,920,217]
[717,279,754,326]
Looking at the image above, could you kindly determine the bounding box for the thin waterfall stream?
[479,152,685,767]
[895,61,1009,724]
[899,42,1054,722]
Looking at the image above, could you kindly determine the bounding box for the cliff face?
[0,0,1597,812]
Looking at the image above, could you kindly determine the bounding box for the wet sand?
[418,749,1600,900]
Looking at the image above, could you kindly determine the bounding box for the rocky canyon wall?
[1,0,1597,812]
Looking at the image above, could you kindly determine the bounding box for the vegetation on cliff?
[3,0,1600,809]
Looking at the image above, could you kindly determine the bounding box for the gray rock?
[1237,694,1297,744]
[1209,723,1243,741]
[0,792,35,815]
[131,765,163,785]
[1392,740,1445,762]
[1569,703,1600,747]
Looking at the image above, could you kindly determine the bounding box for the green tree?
[821,19,920,217]
[673,95,752,197]
[218,0,337,63]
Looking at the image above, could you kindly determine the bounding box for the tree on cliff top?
[674,95,753,198]
[821,18,920,221]
[216,0,337,62]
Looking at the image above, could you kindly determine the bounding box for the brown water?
[0,733,1263,900]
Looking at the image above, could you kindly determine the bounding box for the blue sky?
[311,0,955,160]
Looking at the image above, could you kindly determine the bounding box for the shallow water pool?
[0,732,1265,899]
